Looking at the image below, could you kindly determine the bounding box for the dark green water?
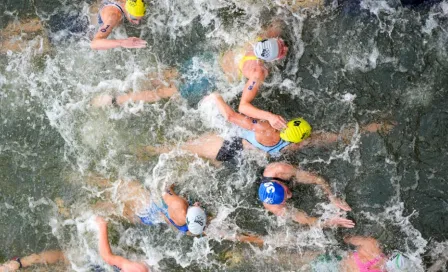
[0,0,447,271]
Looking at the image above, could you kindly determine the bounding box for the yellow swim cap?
[280,117,312,143]
[126,0,146,17]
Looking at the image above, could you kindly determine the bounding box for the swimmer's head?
[186,205,207,235]
[125,0,146,24]
[258,181,291,205]
[385,253,412,271]
[254,38,288,62]
[280,117,312,143]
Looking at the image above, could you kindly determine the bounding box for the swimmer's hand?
[91,94,113,107]
[268,113,287,130]
[330,196,352,211]
[120,37,147,49]
[95,216,108,226]
[324,217,355,229]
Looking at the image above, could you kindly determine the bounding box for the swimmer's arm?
[208,93,256,130]
[96,216,132,269]
[295,172,351,211]
[239,73,287,130]
[164,184,176,196]
[294,171,333,196]
[264,203,318,226]
[91,8,122,50]
[0,251,67,271]
[235,233,264,246]
[91,8,147,50]
[239,74,267,118]
[258,20,284,39]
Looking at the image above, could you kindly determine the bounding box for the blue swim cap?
[258,181,285,204]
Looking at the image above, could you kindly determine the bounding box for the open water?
[1,0,448,271]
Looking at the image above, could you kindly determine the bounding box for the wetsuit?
[138,200,189,233]
[242,130,290,156]
[215,129,290,162]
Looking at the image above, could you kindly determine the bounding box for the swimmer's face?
[128,14,144,25]
[276,39,288,60]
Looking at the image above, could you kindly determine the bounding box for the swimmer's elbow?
[90,40,100,50]
[238,102,248,115]
[225,110,238,123]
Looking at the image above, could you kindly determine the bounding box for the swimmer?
[143,93,395,165]
[91,178,263,244]
[340,236,412,272]
[258,162,354,228]
[220,21,289,130]
[91,0,148,50]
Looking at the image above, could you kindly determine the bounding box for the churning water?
[1,0,448,271]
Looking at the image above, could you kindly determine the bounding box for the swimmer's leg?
[91,87,178,107]
[179,133,224,163]
[142,133,224,165]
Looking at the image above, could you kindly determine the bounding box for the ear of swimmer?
[280,117,312,143]
[126,0,146,17]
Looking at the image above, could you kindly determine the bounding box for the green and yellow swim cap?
[280,117,312,143]
[126,0,146,17]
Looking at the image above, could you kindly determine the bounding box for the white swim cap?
[254,38,280,62]
[186,206,206,235]
[386,253,411,271]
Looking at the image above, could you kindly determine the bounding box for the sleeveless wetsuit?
[97,1,125,26]
[138,200,189,233]
[242,130,290,156]
[238,55,261,78]
[215,130,290,162]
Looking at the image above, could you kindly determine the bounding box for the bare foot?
[91,94,113,107]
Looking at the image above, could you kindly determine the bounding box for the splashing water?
[1,0,448,271]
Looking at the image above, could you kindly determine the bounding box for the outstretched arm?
[0,251,66,272]
[238,73,286,130]
[91,7,147,50]
[295,170,351,211]
[96,217,149,272]
[207,93,257,131]
[97,216,131,268]
[264,203,353,228]
[263,162,351,211]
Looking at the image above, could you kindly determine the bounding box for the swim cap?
[280,117,312,143]
[186,206,207,235]
[258,181,285,204]
[126,0,146,17]
[385,253,411,271]
[254,38,280,62]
